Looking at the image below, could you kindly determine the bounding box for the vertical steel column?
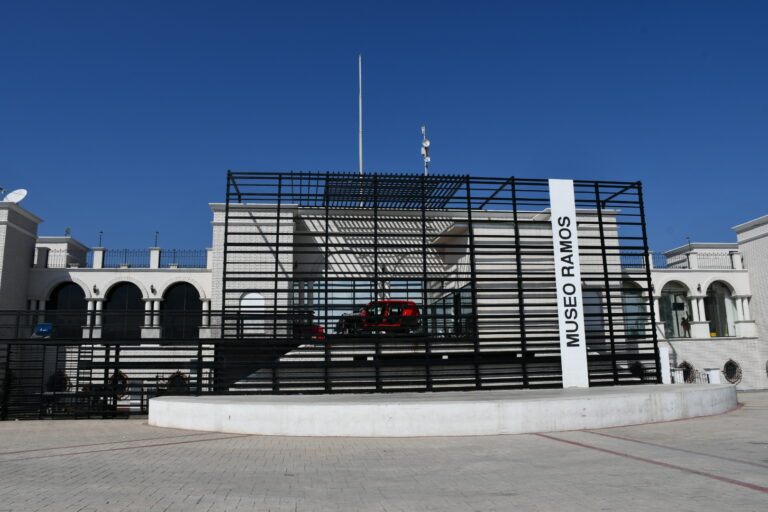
[510,177,530,387]
[373,175,379,302]
[636,182,661,382]
[272,176,283,392]
[273,175,283,339]
[215,172,234,391]
[323,173,331,392]
[419,175,432,390]
[372,175,382,391]
[594,183,618,383]
[464,176,481,389]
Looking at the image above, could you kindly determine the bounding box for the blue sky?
[2,1,766,250]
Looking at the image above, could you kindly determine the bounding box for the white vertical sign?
[549,179,590,388]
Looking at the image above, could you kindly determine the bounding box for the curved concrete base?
[148,384,737,437]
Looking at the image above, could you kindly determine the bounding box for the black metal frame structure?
[219,171,658,393]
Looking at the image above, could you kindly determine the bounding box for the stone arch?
[45,281,88,339]
[704,280,737,337]
[102,281,145,340]
[101,276,150,300]
[659,280,692,339]
[657,279,691,295]
[41,277,92,301]
[160,282,202,340]
[701,277,737,296]
[156,277,208,300]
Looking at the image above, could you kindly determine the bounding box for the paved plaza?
[0,391,766,512]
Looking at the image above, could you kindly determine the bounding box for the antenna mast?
[358,54,364,176]
[421,125,431,176]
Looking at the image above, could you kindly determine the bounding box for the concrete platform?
[148,384,737,437]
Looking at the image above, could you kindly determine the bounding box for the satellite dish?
[2,189,28,203]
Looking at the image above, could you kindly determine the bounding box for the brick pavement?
[0,392,766,511]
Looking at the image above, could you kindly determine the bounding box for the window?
[239,292,265,337]
[723,360,741,384]
[621,282,645,338]
[103,282,143,340]
[162,283,202,340]
[660,282,691,338]
[46,282,87,339]
[705,282,736,337]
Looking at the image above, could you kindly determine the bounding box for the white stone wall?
[663,338,768,389]
[734,216,768,346]
[0,205,42,309]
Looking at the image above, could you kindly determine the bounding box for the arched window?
[161,283,202,340]
[239,292,265,338]
[621,282,645,338]
[705,281,736,337]
[46,282,87,339]
[660,282,691,338]
[103,282,144,340]
[723,360,741,384]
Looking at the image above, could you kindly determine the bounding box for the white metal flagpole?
[358,53,364,176]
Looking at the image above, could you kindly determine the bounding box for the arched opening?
[103,282,144,340]
[659,282,691,338]
[621,282,645,338]
[723,360,741,384]
[705,281,735,337]
[46,282,87,339]
[239,292,265,338]
[161,283,202,339]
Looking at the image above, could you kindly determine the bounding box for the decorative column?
[734,295,756,337]
[95,300,103,325]
[143,299,153,326]
[201,299,211,327]
[742,297,752,321]
[197,299,212,339]
[85,300,94,326]
[141,299,162,339]
[688,297,699,322]
[83,299,103,339]
[152,299,162,327]
[689,295,710,338]
[653,296,664,338]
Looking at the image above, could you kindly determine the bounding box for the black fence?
[160,249,208,268]
[103,249,151,268]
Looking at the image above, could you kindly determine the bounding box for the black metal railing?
[698,252,734,269]
[103,249,150,268]
[160,249,207,268]
[620,253,646,269]
[652,252,669,268]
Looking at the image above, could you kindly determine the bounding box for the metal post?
[510,177,529,387]
[420,175,432,390]
[594,183,618,384]
[464,176,481,389]
[636,182,662,383]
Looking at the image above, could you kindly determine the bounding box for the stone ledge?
[149,384,737,437]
